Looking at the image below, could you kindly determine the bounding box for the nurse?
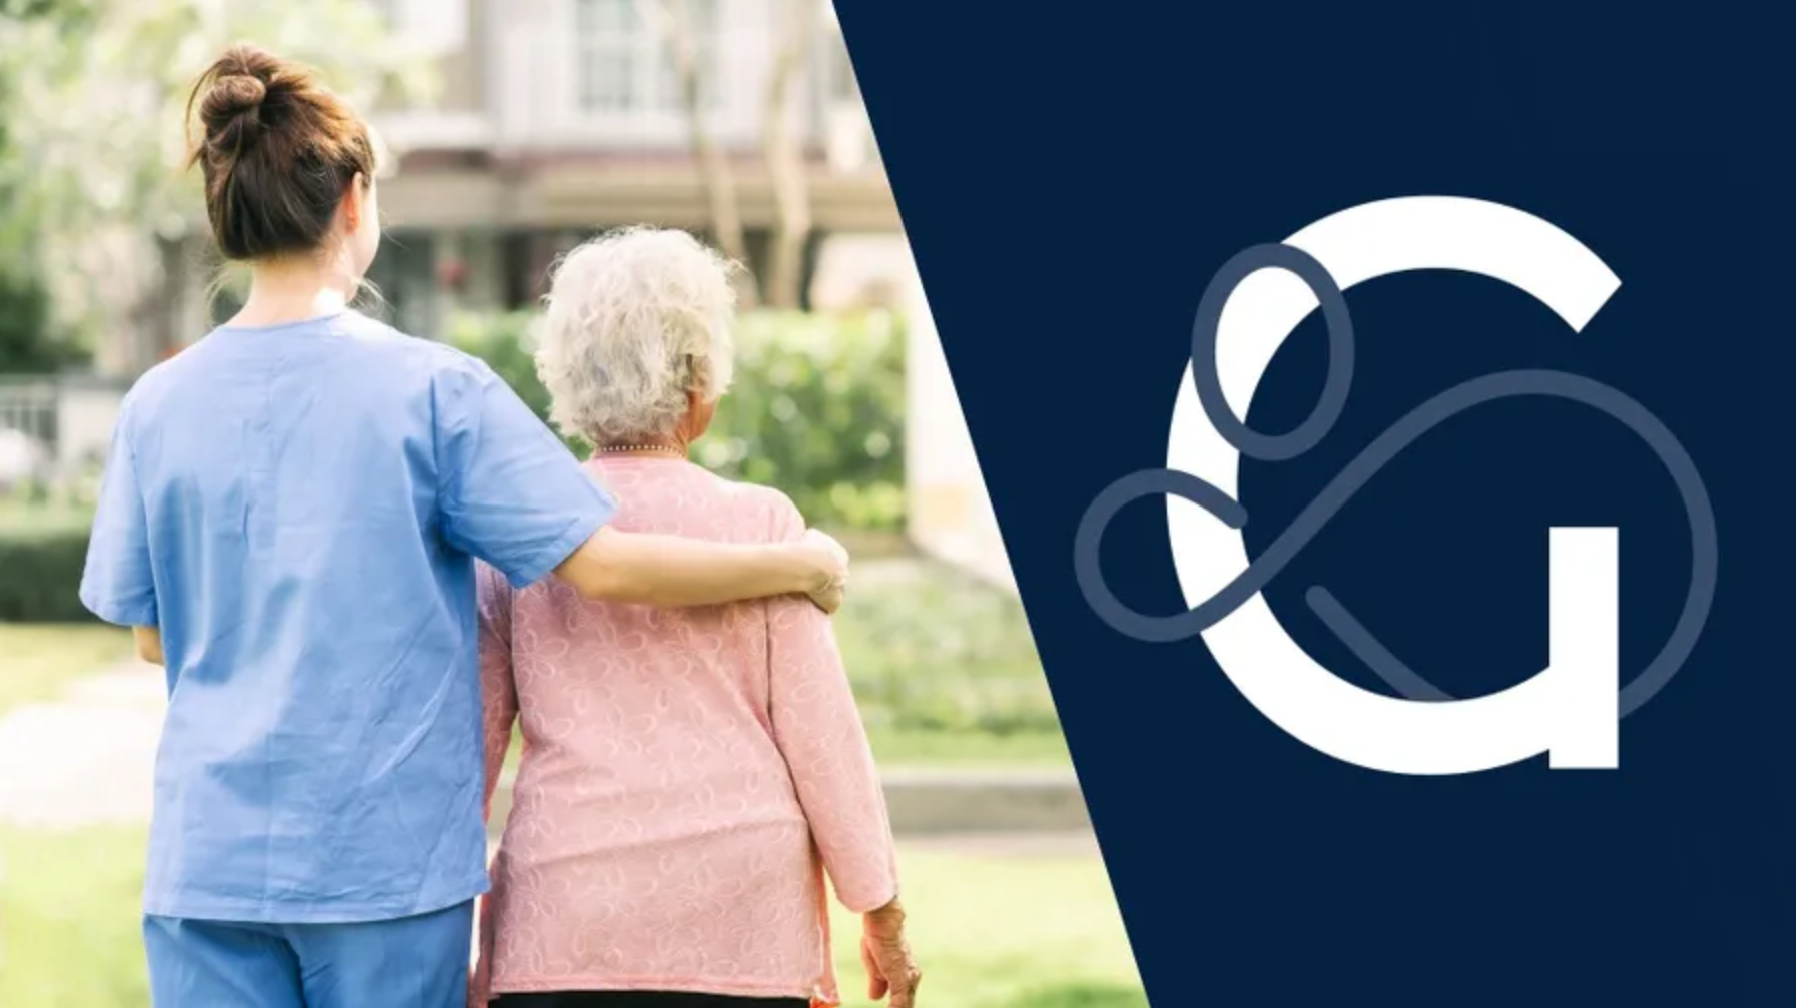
[76,45,849,1008]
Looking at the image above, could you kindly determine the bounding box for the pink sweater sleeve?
[472,562,517,1006]
[763,496,900,914]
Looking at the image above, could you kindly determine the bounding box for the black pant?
[491,993,808,1008]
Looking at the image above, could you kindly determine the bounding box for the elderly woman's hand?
[801,528,850,614]
[860,898,922,1007]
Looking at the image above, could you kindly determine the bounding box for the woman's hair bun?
[198,57,275,153]
[185,44,376,261]
[208,74,267,117]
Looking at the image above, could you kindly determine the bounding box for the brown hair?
[186,45,376,262]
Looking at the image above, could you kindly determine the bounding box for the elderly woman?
[472,228,922,1008]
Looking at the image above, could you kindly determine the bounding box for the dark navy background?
[834,3,1790,1005]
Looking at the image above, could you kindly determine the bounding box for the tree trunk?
[151,235,185,362]
[760,0,817,310]
[123,234,181,375]
[637,0,756,307]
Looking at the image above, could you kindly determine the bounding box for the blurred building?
[362,0,902,336]
[362,0,1013,589]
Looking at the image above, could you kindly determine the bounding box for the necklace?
[597,443,685,457]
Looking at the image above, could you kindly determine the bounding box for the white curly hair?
[535,226,740,445]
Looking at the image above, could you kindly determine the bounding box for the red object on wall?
[439,259,468,292]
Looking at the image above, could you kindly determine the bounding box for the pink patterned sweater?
[471,456,899,1005]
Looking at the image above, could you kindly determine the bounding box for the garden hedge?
[0,521,92,622]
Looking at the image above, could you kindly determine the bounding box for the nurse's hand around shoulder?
[552,525,851,611]
[801,528,850,614]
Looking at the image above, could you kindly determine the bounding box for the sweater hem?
[491,973,829,1002]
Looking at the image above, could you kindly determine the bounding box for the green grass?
[0,828,1145,1008]
[0,623,133,717]
[0,826,151,1008]
[828,847,1147,1008]
[0,499,93,534]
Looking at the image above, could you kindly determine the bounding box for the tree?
[759,0,819,310]
[0,0,95,371]
[0,0,88,18]
[0,270,65,374]
[645,0,820,309]
[0,0,435,374]
[634,0,756,308]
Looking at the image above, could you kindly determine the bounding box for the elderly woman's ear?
[680,388,718,444]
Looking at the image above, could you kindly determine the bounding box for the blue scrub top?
[79,310,616,924]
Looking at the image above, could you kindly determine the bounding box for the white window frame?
[564,0,724,126]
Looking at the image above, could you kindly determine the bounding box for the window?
[573,0,720,114]
[574,0,640,111]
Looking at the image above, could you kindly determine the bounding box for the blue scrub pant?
[143,900,474,1008]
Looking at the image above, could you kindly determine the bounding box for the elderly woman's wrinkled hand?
[801,528,851,614]
[861,899,922,1007]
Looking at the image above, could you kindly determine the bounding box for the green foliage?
[447,309,909,531]
[706,311,907,531]
[0,268,72,373]
[0,0,92,18]
[0,519,91,623]
[836,559,1061,740]
[0,0,437,342]
[446,311,559,439]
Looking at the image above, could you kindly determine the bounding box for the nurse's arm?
[553,525,849,613]
[132,626,164,666]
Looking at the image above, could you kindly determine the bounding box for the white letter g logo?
[1073,196,1718,776]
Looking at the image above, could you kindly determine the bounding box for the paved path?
[0,660,166,829]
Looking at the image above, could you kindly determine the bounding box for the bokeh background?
[0,1,1144,1005]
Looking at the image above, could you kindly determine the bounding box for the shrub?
[0,268,74,374]
[446,309,907,531]
[0,510,92,623]
[445,311,556,433]
[835,559,1061,738]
